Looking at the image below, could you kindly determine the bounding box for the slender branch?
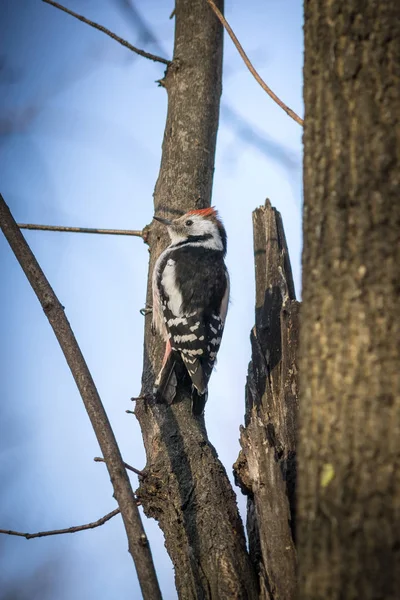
[94,456,144,478]
[206,0,304,126]
[42,0,171,66]
[0,509,121,540]
[18,223,144,238]
[0,194,162,600]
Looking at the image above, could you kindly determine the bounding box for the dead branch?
[206,0,304,126]
[0,194,161,600]
[94,456,144,478]
[42,0,171,65]
[234,200,299,598]
[18,223,144,238]
[0,509,121,540]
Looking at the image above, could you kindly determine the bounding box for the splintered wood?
[234,200,299,600]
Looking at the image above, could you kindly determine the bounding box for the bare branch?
[42,0,171,66]
[206,0,304,126]
[0,194,161,600]
[0,509,121,540]
[18,223,144,238]
[94,456,144,478]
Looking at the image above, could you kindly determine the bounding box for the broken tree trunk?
[134,1,258,598]
[234,200,299,600]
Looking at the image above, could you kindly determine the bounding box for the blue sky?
[0,1,303,598]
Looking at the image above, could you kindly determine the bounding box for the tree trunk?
[234,201,299,600]
[135,1,258,598]
[299,1,400,598]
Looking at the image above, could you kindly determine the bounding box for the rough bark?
[135,1,258,598]
[234,201,299,600]
[299,1,400,599]
[0,195,161,600]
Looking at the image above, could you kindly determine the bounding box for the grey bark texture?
[0,195,161,600]
[135,0,258,598]
[299,1,400,599]
[234,201,299,600]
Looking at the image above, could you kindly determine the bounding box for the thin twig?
[18,223,144,238]
[0,509,120,540]
[0,194,161,600]
[94,456,144,478]
[206,0,304,126]
[42,0,171,66]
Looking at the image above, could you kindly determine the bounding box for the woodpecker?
[152,207,229,415]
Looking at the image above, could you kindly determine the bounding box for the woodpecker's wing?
[156,246,229,407]
[162,287,228,394]
[163,308,209,392]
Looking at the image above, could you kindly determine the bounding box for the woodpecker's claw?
[140,305,153,317]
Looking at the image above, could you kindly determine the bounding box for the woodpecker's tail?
[181,356,213,415]
[191,387,208,416]
[155,352,209,414]
[181,357,206,392]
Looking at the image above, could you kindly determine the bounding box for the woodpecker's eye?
[185,219,193,227]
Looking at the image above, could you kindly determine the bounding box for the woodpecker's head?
[154,207,227,254]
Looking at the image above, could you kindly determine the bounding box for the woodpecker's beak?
[153,215,172,226]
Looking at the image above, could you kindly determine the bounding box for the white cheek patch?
[168,228,186,244]
[184,217,223,251]
[198,237,223,251]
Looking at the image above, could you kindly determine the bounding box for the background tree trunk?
[234,201,299,600]
[299,1,400,598]
[135,1,258,598]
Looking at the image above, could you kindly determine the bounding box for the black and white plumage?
[152,207,229,415]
